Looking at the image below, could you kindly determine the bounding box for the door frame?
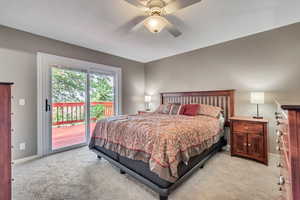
[37,52,122,156]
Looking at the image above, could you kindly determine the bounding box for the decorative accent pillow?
[169,103,182,115]
[155,104,172,114]
[198,104,222,118]
[181,104,200,116]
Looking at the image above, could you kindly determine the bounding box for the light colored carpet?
[13,147,280,200]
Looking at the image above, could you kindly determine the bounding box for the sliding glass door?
[49,67,118,153]
[89,72,115,135]
[51,67,88,151]
[37,53,121,156]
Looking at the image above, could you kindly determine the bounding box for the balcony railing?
[52,102,113,126]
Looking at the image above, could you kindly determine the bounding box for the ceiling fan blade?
[165,21,182,37]
[123,0,148,9]
[116,16,147,35]
[164,0,202,14]
[131,16,149,32]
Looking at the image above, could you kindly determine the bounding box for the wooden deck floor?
[52,123,96,149]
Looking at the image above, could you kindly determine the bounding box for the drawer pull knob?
[278,176,285,185]
[11,178,15,182]
[243,143,247,146]
[276,137,280,144]
[276,131,283,137]
[248,143,251,147]
[276,146,281,151]
[276,162,283,168]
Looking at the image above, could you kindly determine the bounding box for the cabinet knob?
[11,178,15,182]
[248,143,251,147]
[243,143,247,146]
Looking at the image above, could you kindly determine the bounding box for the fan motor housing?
[147,0,165,9]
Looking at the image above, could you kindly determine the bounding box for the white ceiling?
[0,0,300,63]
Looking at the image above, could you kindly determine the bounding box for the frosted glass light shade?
[145,95,152,103]
[144,15,168,33]
[251,92,265,104]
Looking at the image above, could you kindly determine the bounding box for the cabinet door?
[232,132,248,155]
[247,133,264,160]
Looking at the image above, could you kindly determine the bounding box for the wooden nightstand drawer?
[232,121,264,133]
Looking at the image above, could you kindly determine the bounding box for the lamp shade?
[251,92,265,104]
[144,14,168,33]
[145,95,151,103]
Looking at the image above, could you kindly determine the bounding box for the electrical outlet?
[20,143,26,150]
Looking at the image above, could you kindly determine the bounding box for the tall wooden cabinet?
[0,82,13,200]
[275,101,300,200]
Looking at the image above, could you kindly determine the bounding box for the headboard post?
[160,89,235,126]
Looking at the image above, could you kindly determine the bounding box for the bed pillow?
[198,104,222,118]
[169,103,182,115]
[181,104,200,116]
[155,104,172,114]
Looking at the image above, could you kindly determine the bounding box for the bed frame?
[90,89,235,200]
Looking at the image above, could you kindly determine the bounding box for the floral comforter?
[89,114,222,182]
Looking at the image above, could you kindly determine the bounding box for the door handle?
[45,99,51,112]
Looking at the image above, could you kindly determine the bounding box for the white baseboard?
[13,155,40,164]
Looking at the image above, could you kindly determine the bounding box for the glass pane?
[89,73,115,136]
[51,67,87,150]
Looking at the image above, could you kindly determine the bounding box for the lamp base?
[253,116,263,119]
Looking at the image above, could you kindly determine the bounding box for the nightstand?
[230,116,268,165]
[138,110,152,115]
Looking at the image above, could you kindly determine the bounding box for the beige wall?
[145,22,300,154]
[0,25,145,160]
[1,22,300,159]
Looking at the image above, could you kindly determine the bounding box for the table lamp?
[250,92,264,119]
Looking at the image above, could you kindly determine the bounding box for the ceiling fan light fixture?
[143,14,168,33]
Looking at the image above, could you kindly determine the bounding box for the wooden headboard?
[160,90,235,126]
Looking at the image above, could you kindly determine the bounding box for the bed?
[89,90,235,200]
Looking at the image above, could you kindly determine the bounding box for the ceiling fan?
[123,0,202,37]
